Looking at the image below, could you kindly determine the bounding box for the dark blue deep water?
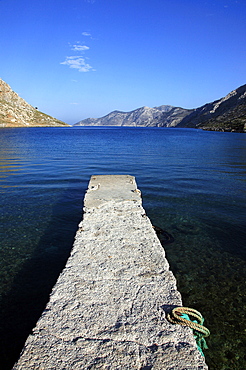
[0,127,245,369]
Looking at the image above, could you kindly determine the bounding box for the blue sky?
[0,0,245,124]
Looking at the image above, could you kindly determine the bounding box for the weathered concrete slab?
[13,175,208,369]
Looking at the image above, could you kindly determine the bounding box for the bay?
[0,127,245,369]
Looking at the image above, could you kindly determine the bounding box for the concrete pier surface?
[13,175,208,369]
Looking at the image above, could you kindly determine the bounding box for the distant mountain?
[177,84,246,132]
[74,105,193,127]
[0,78,69,127]
[74,84,246,132]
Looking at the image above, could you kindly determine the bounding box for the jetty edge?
[13,175,208,369]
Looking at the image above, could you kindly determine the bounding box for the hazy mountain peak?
[74,104,190,127]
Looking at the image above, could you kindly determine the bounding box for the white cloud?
[82,32,92,37]
[72,44,90,51]
[61,56,94,72]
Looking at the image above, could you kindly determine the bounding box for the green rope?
[167,307,210,356]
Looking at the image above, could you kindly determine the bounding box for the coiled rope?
[167,307,210,356]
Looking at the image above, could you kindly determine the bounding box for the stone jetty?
[13,175,208,369]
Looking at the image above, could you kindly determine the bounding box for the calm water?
[0,127,245,369]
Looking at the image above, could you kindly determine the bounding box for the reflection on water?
[0,160,22,176]
[0,127,245,370]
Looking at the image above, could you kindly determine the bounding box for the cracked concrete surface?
[13,175,208,369]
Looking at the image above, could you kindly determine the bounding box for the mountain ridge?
[75,84,246,132]
[1,77,245,131]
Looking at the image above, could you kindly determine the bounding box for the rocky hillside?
[74,84,246,132]
[177,84,246,132]
[74,105,193,127]
[0,78,69,127]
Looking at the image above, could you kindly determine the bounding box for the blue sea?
[0,127,245,369]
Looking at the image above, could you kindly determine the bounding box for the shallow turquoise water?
[0,127,245,369]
